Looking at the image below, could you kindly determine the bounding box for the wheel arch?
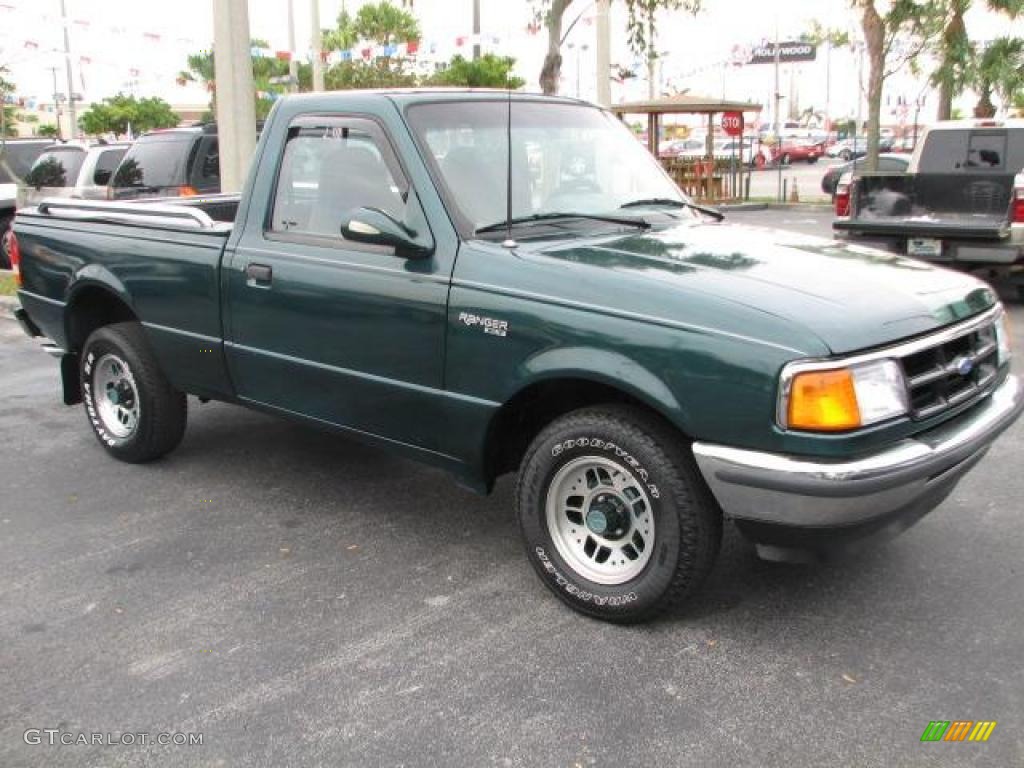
[481,351,692,487]
[64,280,139,355]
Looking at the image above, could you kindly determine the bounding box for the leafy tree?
[37,124,58,138]
[348,1,420,45]
[317,1,420,90]
[0,68,18,138]
[852,0,941,170]
[426,54,525,88]
[973,36,1024,116]
[533,0,701,96]
[179,38,292,120]
[78,94,179,136]
[930,0,1022,120]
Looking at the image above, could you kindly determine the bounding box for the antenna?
[502,73,515,248]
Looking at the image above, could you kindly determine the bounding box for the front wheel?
[81,322,187,463]
[515,406,722,622]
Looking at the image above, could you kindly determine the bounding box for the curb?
[719,202,832,212]
[0,294,19,319]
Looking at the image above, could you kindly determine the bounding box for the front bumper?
[693,374,1023,560]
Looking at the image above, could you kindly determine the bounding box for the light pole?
[287,0,299,93]
[594,0,610,107]
[59,0,76,139]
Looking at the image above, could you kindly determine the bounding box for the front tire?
[515,406,721,622]
[81,322,187,463]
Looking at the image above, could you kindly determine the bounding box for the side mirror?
[341,207,433,258]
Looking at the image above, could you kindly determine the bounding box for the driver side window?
[271,119,407,241]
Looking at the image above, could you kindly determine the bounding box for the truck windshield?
[407,100,691,236]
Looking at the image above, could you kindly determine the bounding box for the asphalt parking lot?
[1,211,1022,767]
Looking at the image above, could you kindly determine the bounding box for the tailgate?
[838,172,1014,240]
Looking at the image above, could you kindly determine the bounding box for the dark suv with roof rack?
[109,125,221,200]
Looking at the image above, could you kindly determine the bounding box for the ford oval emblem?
[954,356,974,377]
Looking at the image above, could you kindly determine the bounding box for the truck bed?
[836,172,1014,240]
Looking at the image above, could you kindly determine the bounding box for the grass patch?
[0,273,16,296]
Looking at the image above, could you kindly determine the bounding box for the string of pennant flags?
[248,32,509,67]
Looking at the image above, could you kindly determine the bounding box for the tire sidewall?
[519,422,684,620]
[81,329,152,457]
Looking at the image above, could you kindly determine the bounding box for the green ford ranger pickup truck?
[10,91,1022,622]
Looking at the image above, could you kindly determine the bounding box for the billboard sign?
[747,41,817,65]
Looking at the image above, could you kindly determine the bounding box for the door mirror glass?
[341,207,433,258]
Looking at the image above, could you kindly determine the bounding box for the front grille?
[900,320,1000,421]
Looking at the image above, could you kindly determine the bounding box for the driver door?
[224,114,449,450]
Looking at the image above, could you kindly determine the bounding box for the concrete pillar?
[594,0,611,107]
[213,0,257,193]
[311,0,325,91]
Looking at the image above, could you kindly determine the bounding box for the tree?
[973,36,1024,117]
[179,38,292,120]
[425,54,525,88]
[0,68,18,138]
[852,0,940,170]
[534,1,701,96]
[623,1,702,99]
[317,1,420,91]
[37,124,58,138]
[347,1,420,45]
[78,94,179,136]
[931,0,1022,120]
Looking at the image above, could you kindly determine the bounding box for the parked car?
[820,153,909,196]
[0,138,50,268]
[12,92,1021,622]
[775,138,824,165]
[834,119,1024,298]
[109,125,221,200]
[827,138,867,161]
[659,138,704,158]
[20,142,130,205]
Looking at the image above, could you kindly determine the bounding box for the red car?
[774,139,824,165]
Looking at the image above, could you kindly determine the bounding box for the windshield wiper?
[619,198,725,221]
[474,211,650,236]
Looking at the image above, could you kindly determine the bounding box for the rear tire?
[515,405,721,623]
[81,322,187,463]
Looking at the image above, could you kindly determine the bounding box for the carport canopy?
[610,94,763,157]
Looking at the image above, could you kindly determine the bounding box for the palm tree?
[932,0,1023,120]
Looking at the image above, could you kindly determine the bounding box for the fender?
[515,345,691,434]
[66,265,133,310]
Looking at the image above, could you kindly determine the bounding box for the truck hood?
[530,220,997,355]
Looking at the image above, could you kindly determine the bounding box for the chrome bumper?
[693,374,1022,530]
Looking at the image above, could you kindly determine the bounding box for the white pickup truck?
[833,119,1024,299]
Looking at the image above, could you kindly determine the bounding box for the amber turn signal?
[787,369,861,431]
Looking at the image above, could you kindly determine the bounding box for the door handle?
[245,263,273,287]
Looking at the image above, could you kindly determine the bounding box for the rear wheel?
[81,322,187,463]
[516,405,721,622]
[780,153,791,166]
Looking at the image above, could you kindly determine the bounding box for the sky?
[0,0,1021,128]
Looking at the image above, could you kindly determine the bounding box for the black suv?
[109,125,220,200]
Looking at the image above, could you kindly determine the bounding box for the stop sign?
[721,111,744,137]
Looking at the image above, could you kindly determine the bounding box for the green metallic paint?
[12,90,1003,492]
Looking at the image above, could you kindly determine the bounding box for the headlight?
[995,311,1012,366]
[782,359,908,431]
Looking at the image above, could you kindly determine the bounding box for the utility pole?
[774,16,782,202]
[311,0,324,91]
[213,0,257,193]
[472,0,481,60]
[287,0,299,93]
[50,67,62,140]
[59,0,76,139]
[594,0,611,107]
